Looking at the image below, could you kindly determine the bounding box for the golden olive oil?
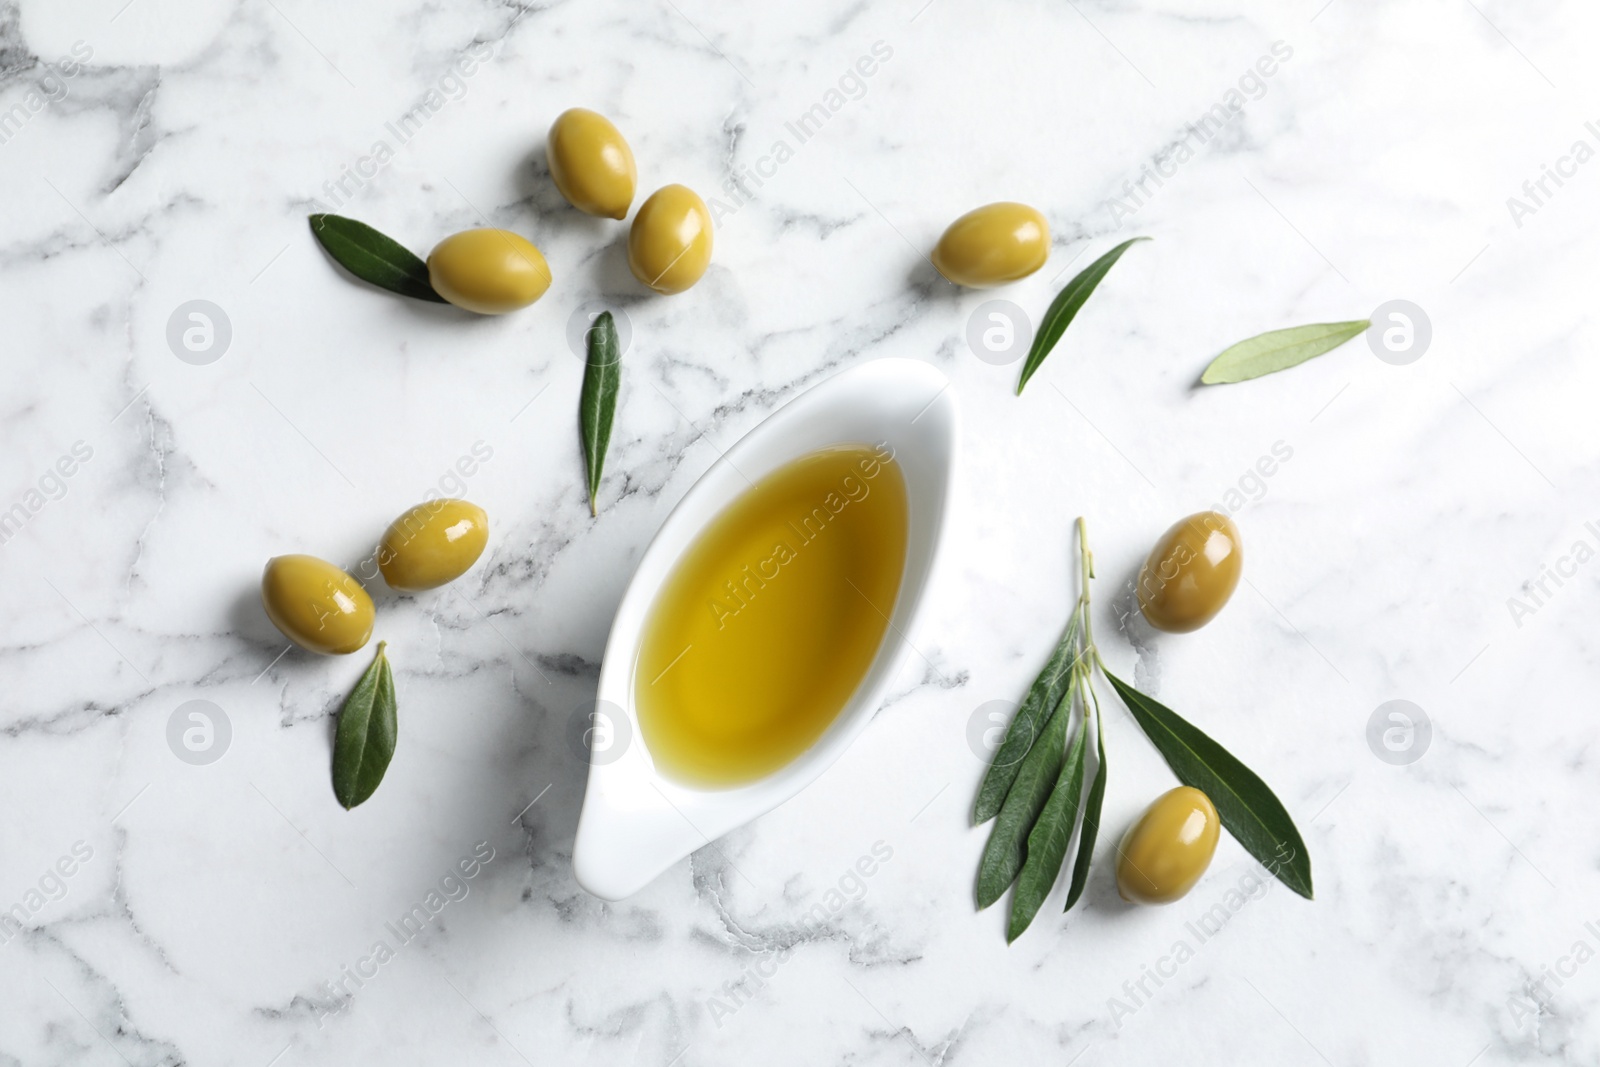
[634,443,908,787]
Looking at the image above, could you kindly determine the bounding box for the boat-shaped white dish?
[572,358,958,900]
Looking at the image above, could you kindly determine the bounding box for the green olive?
[261,554,374,655]
[1116,786,1221,905]
[427,229,552,314]
[547,108,637,220]
[378,499,489,592]
[1137,511,1243,633]
[627,184,712,295]
[931,202,1050,288]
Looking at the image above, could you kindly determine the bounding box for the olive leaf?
[1008,706,1089,941]
[332,642,397,809]
[974,614,1081,823]
[1104,670,1312,899]
[1063,693,1106,912]
[976,685,1071,909]
[972,519,1312,943]
[1199,320,1370,385]
[579,310,622,517]
[308,213,447,304]
[1016,237,1150,395]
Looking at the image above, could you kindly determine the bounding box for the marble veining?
[2,0,1598,1063]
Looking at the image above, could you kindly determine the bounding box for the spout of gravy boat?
[572,358,958,900]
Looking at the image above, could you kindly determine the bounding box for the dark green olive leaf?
[579,311,622,517]
[332,642,397,809]
[1016,237,1150,395]
[976,684,1072,909]
[1008,708,1089,941]
[308,213,446,303]
[1063,702,1106,912]
[1105,670,1312,899]
[1199,320,1370,385]
[974,614,1082,823]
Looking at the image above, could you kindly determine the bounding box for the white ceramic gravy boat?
[572,358,958,900]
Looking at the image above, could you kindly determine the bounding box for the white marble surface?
[2,0,1598,1063]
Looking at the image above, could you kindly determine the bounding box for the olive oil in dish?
[633,443,908,787]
